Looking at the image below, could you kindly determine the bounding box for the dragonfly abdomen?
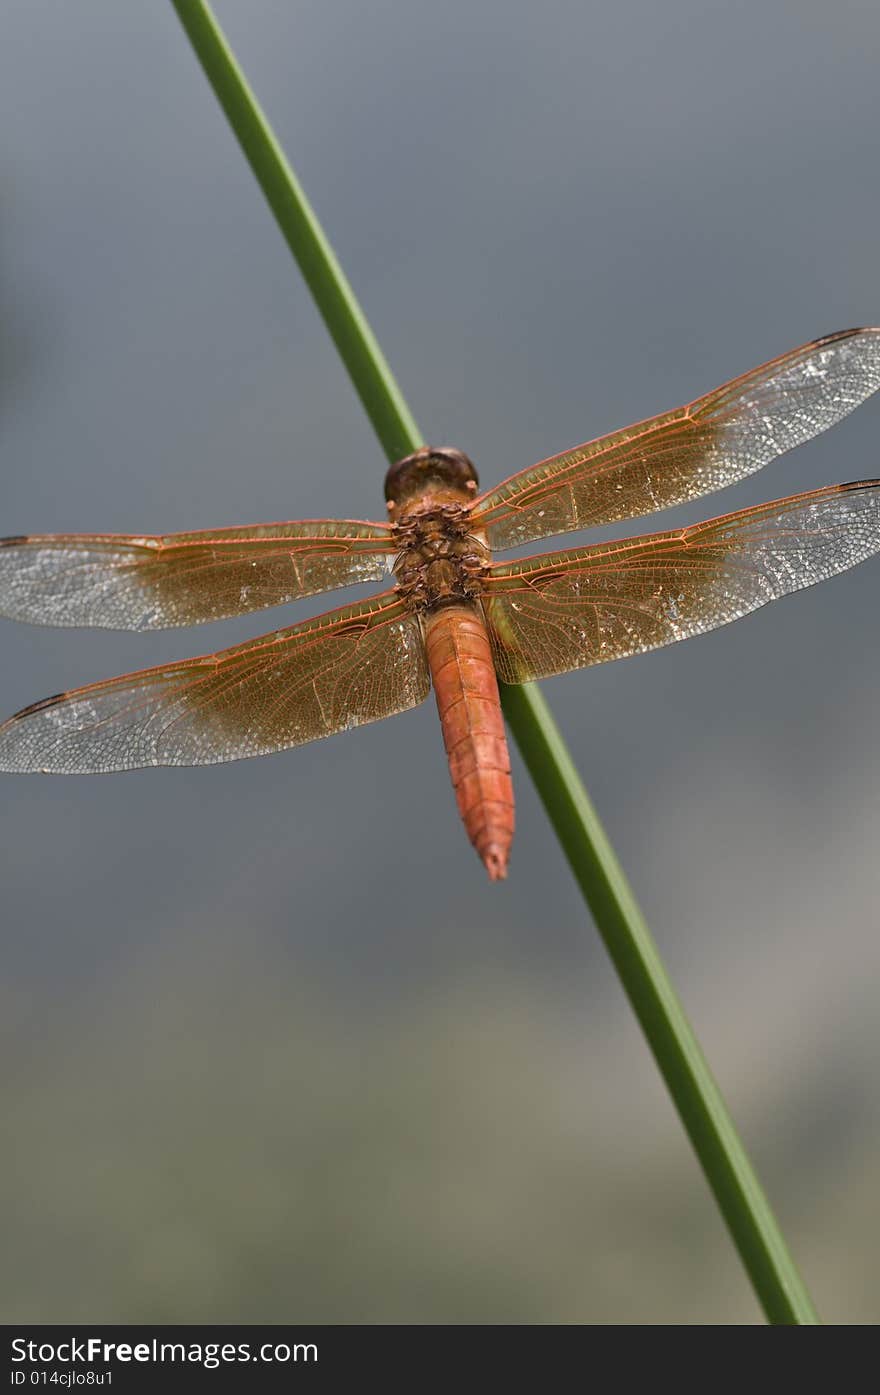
[424,604,514,880]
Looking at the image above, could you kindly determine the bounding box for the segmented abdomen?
[424,604,514,880]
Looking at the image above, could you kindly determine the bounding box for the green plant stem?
[503,682,818,1324]
[171,3,419,463]
[171,0,820,1325]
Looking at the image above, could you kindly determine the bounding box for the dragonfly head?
[384,446,479,509]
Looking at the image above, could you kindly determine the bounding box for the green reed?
[170,0,819,1324]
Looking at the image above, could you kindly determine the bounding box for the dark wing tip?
[815,327,880,347]
[840,478,880,492]
[7,692,68,723]
[0,536,29,547]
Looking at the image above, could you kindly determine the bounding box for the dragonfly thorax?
[392,502,489,611]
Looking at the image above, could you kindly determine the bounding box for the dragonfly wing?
[474,329,880,548]
[483,481,880,682]
[0,520,394,629]
[0,591,429,773]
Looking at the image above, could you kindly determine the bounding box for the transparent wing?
[483,481,880,682]
[0,591,429,773]
[473,328,880,549]
[0,519,395,629]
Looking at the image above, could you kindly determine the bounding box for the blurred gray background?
[2,0,879,1323]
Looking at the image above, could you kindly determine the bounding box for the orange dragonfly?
[1,328,879,879]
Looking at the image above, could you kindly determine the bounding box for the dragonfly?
[1,328,879,879]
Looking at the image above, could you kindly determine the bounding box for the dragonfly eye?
[384,446,479,504]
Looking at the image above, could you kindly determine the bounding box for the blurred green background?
[2,0,879,1322]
